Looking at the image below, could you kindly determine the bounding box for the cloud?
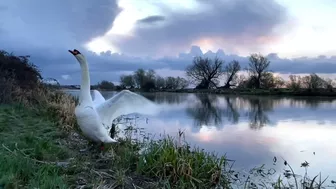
[0,0,121,51]
[137,15,165,24]
[61,75,71,80]
[14,45,336,85]
[108,0,289,56]
[1,0,336,85]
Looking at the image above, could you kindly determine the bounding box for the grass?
[0,105,70,188]
[136,135,229,188]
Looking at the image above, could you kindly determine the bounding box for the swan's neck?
[79,60,91,104]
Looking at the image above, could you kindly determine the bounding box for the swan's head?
[68,49,86,64]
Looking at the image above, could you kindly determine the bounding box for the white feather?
[92,89,106,107]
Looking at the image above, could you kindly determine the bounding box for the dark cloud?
[6,45,335,85]
[0,0,121,50]
[0,0,335,85]
[137,15,165,24]
[110,0,288,56]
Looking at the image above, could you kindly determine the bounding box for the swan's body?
[69,49,159,147]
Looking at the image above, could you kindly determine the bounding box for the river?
[66,90,336,185]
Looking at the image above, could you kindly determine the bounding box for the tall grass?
[136,135,229,188]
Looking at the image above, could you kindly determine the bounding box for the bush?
[0,50,77,130]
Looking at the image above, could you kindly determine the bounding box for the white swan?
[68,49,159,150]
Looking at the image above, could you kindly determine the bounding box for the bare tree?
[248,53,270,89]
[133,69,146,88]
[146,69,156,82]
[323,77,335,90]
[287,75,302,90]
[155,76,166,89]
[120,75,135,88]
[260,72,285,88]
[186,56,224,89]
[302,73,326,90]
[222,60,241,88]
[177,77,189,89]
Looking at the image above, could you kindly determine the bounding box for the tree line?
[186,53,335,91]
[95,53,335,91]
[94,68,189,91]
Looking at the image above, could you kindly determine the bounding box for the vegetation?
[186,56,225,89]
[1,49,335,189]
[77,53,336,97]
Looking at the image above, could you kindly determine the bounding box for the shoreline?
[60,87,336,97]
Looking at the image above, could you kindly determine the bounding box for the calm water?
[66,90,336,183]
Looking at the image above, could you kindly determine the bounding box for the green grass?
[0,105,70,189]
[136,136,229,188]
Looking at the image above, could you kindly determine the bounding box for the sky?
[1,0,336,85]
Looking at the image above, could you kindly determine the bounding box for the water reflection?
[141,92,189,105]
[186,94,223,126]
[245,97,272,130]
[64,90,336,182]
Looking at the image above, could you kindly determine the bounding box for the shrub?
[0,50,77,130]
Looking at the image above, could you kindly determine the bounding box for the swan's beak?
[68,50,75,55]
[68,49,81,56]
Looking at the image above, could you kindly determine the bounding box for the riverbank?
[61,87,336,97]
[1,102,335,188]
[0,104,232,188]
[151,88,336,97]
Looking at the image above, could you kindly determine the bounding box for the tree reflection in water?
[245,97,273,130]
[140,92,335,131]
[186,94,240,127]
[141,92,189,105]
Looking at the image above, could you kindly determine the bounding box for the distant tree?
[146,69,156,82]
[120,75,135,88]
[301,73,326,90]
[273,75,285,88]
[248,53,270,89]
[260,73,285,88]
[97,80,115,90]
[323,77,335,90]
[155,76,166,89]
[133,69,146,88]
[222,60,241,88]
[287,75,302,90]
[186,56,224,89]
[165,77,178,89]
[176,77,189,89]
[236,75,248,88]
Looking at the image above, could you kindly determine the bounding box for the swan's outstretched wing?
[95,90,160,130]
[92,90,106,106]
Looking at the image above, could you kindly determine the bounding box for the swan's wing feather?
[92,90,105,106]
[96,90,159,129]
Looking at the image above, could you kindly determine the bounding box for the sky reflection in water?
[67,90,336,181]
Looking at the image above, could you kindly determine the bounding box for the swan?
[68,49,159,151]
